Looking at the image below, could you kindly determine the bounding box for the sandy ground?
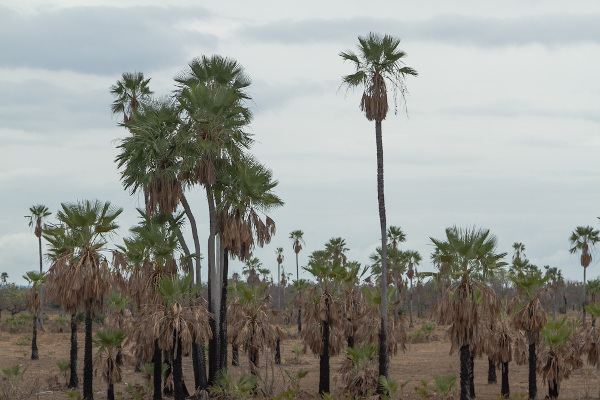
[1,317,599,400]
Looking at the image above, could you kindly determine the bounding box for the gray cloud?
[0,5,217,74]
[238,13,600,48]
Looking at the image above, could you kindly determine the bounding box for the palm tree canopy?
[386,226,406,249]
[569,225,600,268]
[340,32,417,121]
[289,230,305,254]
[26,204,51,238]
[110,71,153,122]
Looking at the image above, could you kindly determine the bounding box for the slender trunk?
[38,236,44,332]
[409,279,414,327]
[552,292,556,318]
[31,314,39,360]
[232,345,239,366]
[249,325,259,375]
[108,383,115,400]
[173,332,186,400]
[83,311,94,400]
[219,248,229,371]
[529,340,537,400]
[69,314,78,389]
[469,352,475,398]
[501,361,509,398]
[583,267,587,323]
[275,339,281,365]
[180,194,202,288]
[296,252,302,334]
[460,345,471,400]
[277,261,281,310]
[488,357,497,384]
[192,339,207,390]
[153,339,162,400]
[548,379,558,399]
[374,119,389,393]
[206,187,220,385]
[319,315,330,395]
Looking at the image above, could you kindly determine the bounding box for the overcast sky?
[1,0,599,286]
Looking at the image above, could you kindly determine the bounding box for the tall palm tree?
[110,71,153,123]
[26,204,51,332]
[47,200,122,400]
[325,237,349,265]
[569,226,600,323]
[387,226,406,250]
[405,250,421,328]
[544,266,564,318]
[512,242,526,262]
[340,32,417,387]
[23,270,46,360]
[431,227,504,400]
[1,272,8,284]
[289,230,305,333]
[276,247,284,310]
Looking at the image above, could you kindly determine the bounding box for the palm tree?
[26,204,51,332]
[1,272,7,285]
[303,249,348,396]
[569,225,600,323]
[508,261,548,400]
[276,247,284,310]
[544,266,565,318]
[23,270,46,360]
[512,243,526,262]
[46,200,122,400]
[110,71,153,123]
[290,230,305,333]
[431,227,504,400]
[538,317,582,399]
[93,328,127,400]
[340,32,417,387]
[148,274,212,400]
[325,237,349,265]
[405,250,421,328]
[387,226,406,250]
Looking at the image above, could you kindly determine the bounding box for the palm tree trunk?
[409,280,414,328]
[173,332,186,400]
[528,341,537,400]
[83,311,94,400]
[69,314,78,389]
[374,119,389,392]
[296,252,302,334]
[206,187,220,385]
[583,267,587,323]
[319,317,330,395]
[31,314,39,360]
[501,361,509,398]
[38,235,44,332]
[469,352,475,398]
[108,383,115,400]
[275,339,281,365]
[488,357,497,383]
[232,345,239,366]
[460,344,471,400]
[219,248,229,371]
[180,194,202,288]
[153,339,162,400]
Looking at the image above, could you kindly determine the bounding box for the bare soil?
[1,316,598,400]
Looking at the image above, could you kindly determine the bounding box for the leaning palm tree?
[23,270,46,360]
[569,225,600,323]
[110,71,153,123]
[431,226,504,400]
[340,32,417,387]
[26,204,51,332]
[46,200,122,400]
[289,230,305,333]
